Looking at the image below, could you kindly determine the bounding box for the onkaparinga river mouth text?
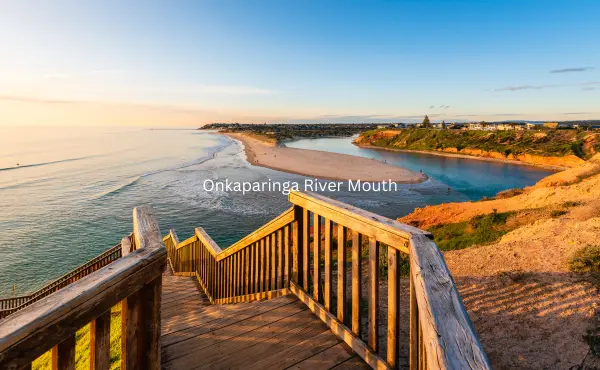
[203,178,398,195]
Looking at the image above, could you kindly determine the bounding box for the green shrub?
[568,245,600,273]
[551,209,568,218]
[427,211,514,251]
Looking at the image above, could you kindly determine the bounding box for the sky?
[0,0,599,126]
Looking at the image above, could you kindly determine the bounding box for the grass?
[427,210,515,251]
[568,245,600,273]
[550,209,568,218]
[33,306,122,370]
[359,128,600,159]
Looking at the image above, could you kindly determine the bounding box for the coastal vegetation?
[355,128,600,163]
[201,123,382,141]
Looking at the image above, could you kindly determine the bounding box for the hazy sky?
[1,0,599,126]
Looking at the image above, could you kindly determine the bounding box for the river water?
[0,127,551,295]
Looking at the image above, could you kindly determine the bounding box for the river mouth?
[0,128,552,296]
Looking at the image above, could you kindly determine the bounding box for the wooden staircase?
[160,267,368,369]
[0,191,492,370]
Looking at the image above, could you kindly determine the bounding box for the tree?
[422,115,431,128]
[442,120,447,129]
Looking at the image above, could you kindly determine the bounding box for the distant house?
[526,123,536,130]
[469,123,483,130]
[496,123,513,131]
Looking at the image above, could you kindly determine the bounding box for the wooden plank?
[265,236,271,291]
[337,225,347,323]
[284,225,290,288]
[324,218,332,310]
[368,239,379,351]
[314,214,322,301]
[289,191,419,253]
[331,356,372,370]
[387,246,399,368]
[138,276,162,370]
[260,239,266,292]
[51,334,75,370]
[302,208,310,290]
[271,232,277,291]
[409,234,491,370]
[0,207,166,370]
[254,243,259,293]
[292,211,301,283]
[288,342,355,370]
[245,245,250,295]
[277,228,284,289]
[351,231,362,336]
[162,300,309,368]
[90,310,111,370]
[290,282,391,370]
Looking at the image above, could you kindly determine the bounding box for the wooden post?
[314,214,322,301]
[284,225,290,288]
[277,228,283,289]
[302,208,309,291]
[260,239,266,292]
[121,206,162,370]
[324,218,332,310]
[271,233,277,291]
[90,310,111,370]
[351,231,362,336]
[387,246,399,368]
[337,225,347,323]
[52,334,75,370]
[368,239,379,351]
[410,274,419,370]
[121,236,132,257]
[292,206,303,285]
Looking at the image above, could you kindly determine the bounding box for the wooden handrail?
[0,243,123,318]
[0,206,167,370]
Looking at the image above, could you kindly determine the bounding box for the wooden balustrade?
[163,191,490,370]
[0,243,123,319]
[163,207,295,304]
[0,207,166,370]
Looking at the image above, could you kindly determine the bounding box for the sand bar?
[224,133,427,183]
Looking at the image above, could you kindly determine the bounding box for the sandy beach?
[224,133,427,183]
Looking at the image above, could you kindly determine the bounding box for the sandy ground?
[224,133,427,183]
[399,156,600,369]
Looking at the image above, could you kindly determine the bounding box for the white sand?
[225,133,426,183]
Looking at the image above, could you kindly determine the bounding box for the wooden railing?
[0,243,123,319]
[164,191,491,370]
[163,206,295,304]
[0,207,166,370]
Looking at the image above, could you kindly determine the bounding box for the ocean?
[0,127,552,296]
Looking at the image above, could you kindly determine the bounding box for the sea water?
[0,127,551,296]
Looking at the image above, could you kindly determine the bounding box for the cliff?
[355,128,599,168]
[397,155,600,369]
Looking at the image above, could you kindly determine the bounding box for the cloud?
[550,67,594,73]
[491,113,520,116]
[582,87,595,91]
[561,112,592,115]
[188,85,277,95]
[495,81,600,91]
[429,105,434,109]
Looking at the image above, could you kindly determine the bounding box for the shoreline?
[353,143,566,171]
[223,132,427,183]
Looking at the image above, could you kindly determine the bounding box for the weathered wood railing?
[164,191,491,370]
[0,207,166,370]
[0,243,123,319]
[163,206,295,304]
